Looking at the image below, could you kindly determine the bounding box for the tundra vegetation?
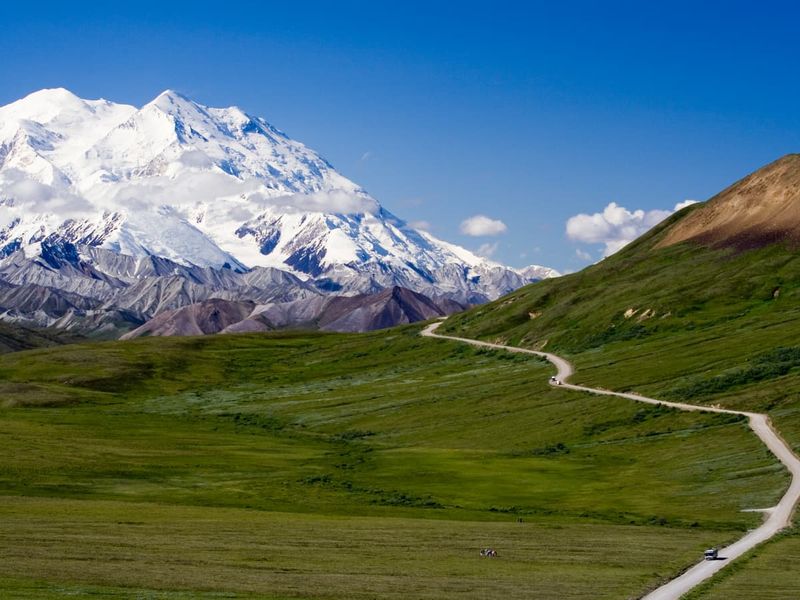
[443,205,800,597]
[0,323,789,598]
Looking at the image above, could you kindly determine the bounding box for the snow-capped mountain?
[0,88,556,317]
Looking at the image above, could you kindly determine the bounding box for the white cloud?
[226,205,257,222]
[107,171,380,217]
[566,200,697,257]
[476,242,500,258]
[575,248,593,261]
[0,164,383,239]
[178,149,215,169]
[108,171,262,213]
[460,214,507,237]
[266,189,380,215]
[409,220,432,231]
[675,199,699,211]
[0,169,95,226]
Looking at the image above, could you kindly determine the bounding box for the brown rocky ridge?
[657,154,800,251]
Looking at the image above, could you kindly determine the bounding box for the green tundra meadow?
[442,207,800,598]
[0,318,790,599]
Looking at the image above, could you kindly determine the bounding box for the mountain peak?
[146,89,202,116]
[517,264,561,280]
[146,91,255,133]
[23,87,81,103]
[0,88,87,124]
[152,89,191,104]
[658,153,800,251]
[0,88,556,304]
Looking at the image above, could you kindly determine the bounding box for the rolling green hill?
[441,154,800,598]
[0,325,787,598]
[443,157,800,441]
[0,321,81,354]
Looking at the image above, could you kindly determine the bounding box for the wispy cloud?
[0,169,95,227]
[409,220,432,231]
[575,248,593,261]
[476,242,500,258]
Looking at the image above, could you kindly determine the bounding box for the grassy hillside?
[0,326,788,598]
[442,207,800,444]
[0,321,81,354]
[441,201,800,596]
[443,204,795,353]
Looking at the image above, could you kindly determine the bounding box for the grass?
[566,311,800,456]
[0,496,729,600]
[0,321,81,354]
[440,211,800,596]
[0,324,789,597]
[441,216,800,448]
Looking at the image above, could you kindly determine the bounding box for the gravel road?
[421,321,800,599]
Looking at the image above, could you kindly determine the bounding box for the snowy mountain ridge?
[0,88,557,304]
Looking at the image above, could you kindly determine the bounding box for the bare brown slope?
[120,299,260,339]
[121,288,466,339]
[658,154,800,250]
[317,286,462,332]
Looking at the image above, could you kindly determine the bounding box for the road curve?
[421,321,800,600]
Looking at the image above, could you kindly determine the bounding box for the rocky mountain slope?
[657,154,800,250]
[0,88,557,331]
[122,286,464,338]
[120,298,260,338]
[0,242,319,334]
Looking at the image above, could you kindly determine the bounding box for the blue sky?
[2,1,799,272]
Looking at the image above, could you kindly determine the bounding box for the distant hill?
[122,286,464,338]
[0,321,80,353]
[440,154,800,456]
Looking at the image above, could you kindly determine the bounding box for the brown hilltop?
[658,154,800,250]
[119,299,259,339]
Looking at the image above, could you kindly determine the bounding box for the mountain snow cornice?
[0,88,558,303]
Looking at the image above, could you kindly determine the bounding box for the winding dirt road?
[421,321,800,599]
